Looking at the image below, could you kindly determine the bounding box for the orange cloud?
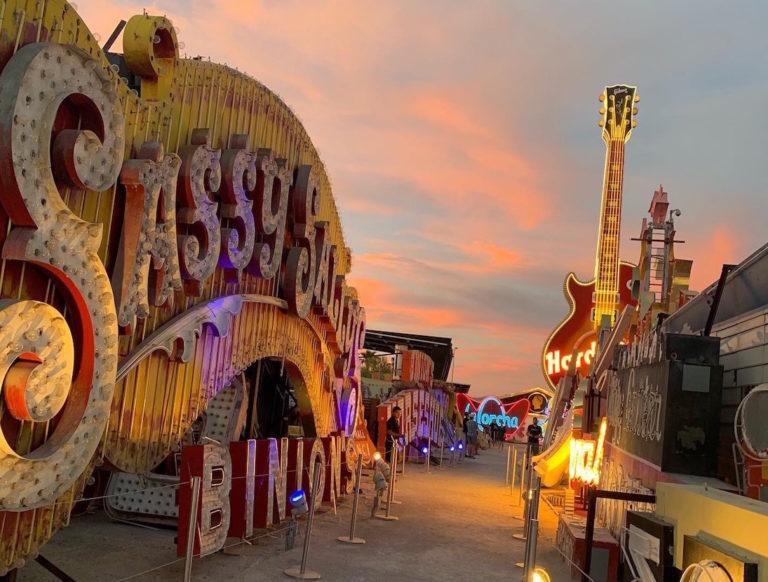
[688,225,742,291]
[350,276,463,329]
[405,92,490,137]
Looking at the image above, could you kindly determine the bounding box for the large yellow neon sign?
[569,417,607,486]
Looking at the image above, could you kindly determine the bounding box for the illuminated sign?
[545,341,596,377]
[456,394,530,432]
[569,417,607,486]
[0,6,369,573]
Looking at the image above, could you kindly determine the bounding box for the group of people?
[385,405,544,463]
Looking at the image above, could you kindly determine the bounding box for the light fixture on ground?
[531,567,551,582]
[284,460,323,580]
[290,490,309,516]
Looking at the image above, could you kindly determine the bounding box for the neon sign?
[544,341,596,377]
[569,417,607,486]
[456,394,530,432]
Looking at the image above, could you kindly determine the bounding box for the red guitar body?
[541,262,636,389]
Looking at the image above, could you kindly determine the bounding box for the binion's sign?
[456,394,530,432]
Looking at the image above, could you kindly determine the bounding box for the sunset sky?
[81,1,768,396]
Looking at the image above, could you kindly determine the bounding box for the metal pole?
[376,446,399,521]
[514,445,532,534]
[184,476,201,582]
[389,444,402,505]
[581,488,597,582]
[515,448,528,508]
[505,444,512,484]
[337,455,365,544]
[284,460,323,579]
[426,438,431,473]
[401,442,406,475]
[510,446,518,499]
[523,444,533,522]
[581,489,656,582]
[439,432,444,466]
[521,473,542,581]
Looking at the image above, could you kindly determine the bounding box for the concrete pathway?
[20,447,574,581]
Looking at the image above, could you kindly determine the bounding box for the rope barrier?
[104,462,371,581]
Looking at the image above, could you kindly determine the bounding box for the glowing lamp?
[531,568,551,582]
[449,446,455,452]
[289,489,308,516]
[458,443,464,450]
[421,446,428,455]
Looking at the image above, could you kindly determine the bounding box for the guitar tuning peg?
[599,94,605,102]
[631,119,637,128]
[632,107,638,115]
[634,95,640,103]
[599,107,606,115]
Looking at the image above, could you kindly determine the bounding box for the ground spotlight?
[421,446,428,455]
[450,446,455,452]
[373,451,382,461]
[289,489,309,516]
[458,442,464,450]
[531,567,551,582]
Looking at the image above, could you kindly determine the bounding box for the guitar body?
[542,262,636,389]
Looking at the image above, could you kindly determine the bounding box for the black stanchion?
[337,455,366,544]
[284,459,324,579]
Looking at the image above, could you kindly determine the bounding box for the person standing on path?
[526,417,543,455]
[465,413,478,458]
[386,406,403,463]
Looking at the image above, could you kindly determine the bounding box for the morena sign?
[456,394,530,432]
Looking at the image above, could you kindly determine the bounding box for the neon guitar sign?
[542,85,639,388]
[456,394,530,432]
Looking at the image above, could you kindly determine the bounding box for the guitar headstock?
[598,85,638,143]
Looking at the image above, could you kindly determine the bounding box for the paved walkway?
[20,447,574,581]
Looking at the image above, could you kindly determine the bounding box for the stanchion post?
[401,442,406,475]
[376,446,399,521]
[510,446,518,498]
[438,431,444,466]
[505,444,512,484]
[389,445,403,505]
[284,459,323,579]
[337,455,365,544]
[522,473,542,581]
[523,444,533,522]
[184,476,201,582]
[513,444,533,535]
[519,448,529,504]
[426,439,431,473]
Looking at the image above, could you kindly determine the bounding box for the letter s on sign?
[0,44,123,509]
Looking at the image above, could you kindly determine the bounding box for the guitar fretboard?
[593,137,625,329]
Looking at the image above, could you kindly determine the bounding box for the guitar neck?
[593,138,625,329]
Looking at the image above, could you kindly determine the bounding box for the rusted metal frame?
[582,489,656,582]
